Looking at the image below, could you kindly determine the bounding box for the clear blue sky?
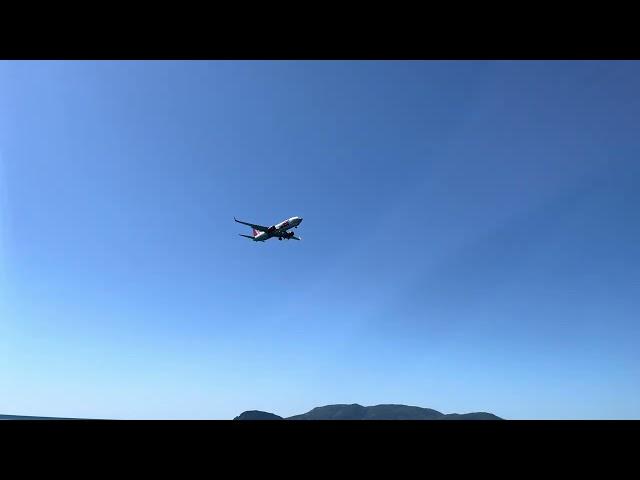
[1,61,639,419]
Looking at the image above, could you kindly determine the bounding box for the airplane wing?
[234,217,270,232]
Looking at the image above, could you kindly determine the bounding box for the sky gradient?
[1,60,639,419]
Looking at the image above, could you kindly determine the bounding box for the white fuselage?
[254,216,303,241]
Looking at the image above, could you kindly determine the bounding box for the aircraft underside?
[235,216,302,242]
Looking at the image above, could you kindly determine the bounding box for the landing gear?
[278,237,282,241]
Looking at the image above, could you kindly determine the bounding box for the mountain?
[0,414,76,420]
[442,412,503,420]
[2,405,502,420]
[233,410,283,420]
[235,404,502,420]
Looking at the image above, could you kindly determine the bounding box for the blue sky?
[1,61,639,419]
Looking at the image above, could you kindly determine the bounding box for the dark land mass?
[0,414,80,420]
[233,410,284,420]
[234,404,502,420]
[3,404,501,420]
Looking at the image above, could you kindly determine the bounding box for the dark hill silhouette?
[235,404,502,420]
[2,404,502,420]
[443,412,502,420]
[0,414,79,420]
[233,410,283,420]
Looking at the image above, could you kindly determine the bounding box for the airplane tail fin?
[252,228,260,237]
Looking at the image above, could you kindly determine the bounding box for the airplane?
[234,216,303,242]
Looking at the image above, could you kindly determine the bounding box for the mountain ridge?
[0,414,81,420]
[2,403,502,420]
[234,403,503,420]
